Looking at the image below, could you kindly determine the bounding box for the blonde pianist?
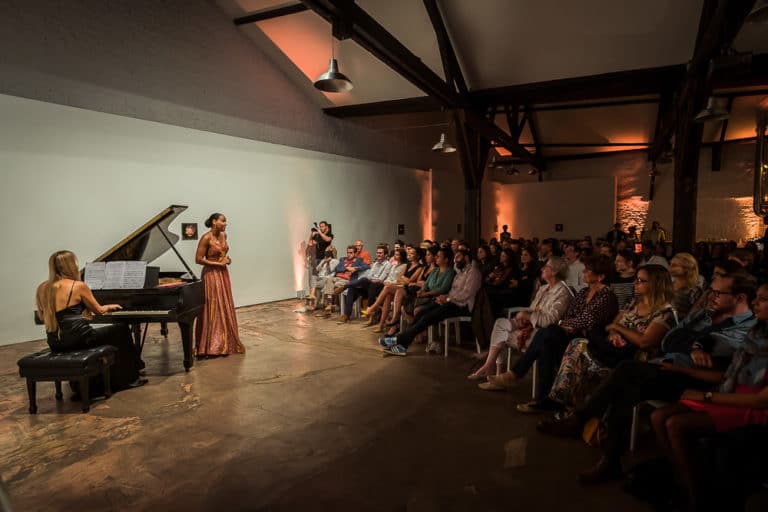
[35,250,146,395]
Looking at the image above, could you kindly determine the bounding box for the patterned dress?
[548,300,676,407]
[195,236,244,356]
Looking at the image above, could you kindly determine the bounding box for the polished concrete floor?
[0,302,653,511]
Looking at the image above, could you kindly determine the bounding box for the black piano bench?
[17,346,117,414]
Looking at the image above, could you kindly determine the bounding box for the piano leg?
[179,319,195,372]
[160,321,168,337]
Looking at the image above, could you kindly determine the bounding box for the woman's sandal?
[386,325,399,337]
[467,369,490,381]
[372,326,384,333]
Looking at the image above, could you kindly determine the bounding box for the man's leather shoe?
[536,413,582,438]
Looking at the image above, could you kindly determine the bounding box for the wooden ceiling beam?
[300,0,537,164]
[423,0,467,95]
[468,65,685,107]
[233,4,308,25]
[649,0,757,162]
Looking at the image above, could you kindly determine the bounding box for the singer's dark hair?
[205,213,224,228]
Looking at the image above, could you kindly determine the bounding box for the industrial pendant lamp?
[431,132,456,153]
[747,0,768,24]
[694,96,730,123]
[313,29,353,93]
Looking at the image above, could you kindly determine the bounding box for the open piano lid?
[91,204,198,280]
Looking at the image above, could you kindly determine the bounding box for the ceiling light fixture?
[527,169,538,176]
[313,28,353,93]
[694,96,730,123]
[506,167,520,176]
[432,133,456,153]
[747,0,768,24]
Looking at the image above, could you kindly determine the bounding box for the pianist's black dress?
[47,297,142,392]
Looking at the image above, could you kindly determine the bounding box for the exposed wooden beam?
[650,0,757,163]
[422,0,467,95]
[233,4,308,25]
[525,106,545,171]
[300,0,537,164]
[468,65,685,107]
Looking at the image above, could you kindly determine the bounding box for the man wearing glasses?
[538,270,757,484]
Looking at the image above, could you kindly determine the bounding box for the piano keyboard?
[102,310,171,317]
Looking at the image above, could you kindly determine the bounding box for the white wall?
[483,143,761,242]
[0,94,429,345]
[490,177,616,240]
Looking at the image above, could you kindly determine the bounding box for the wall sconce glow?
[617,195,650,232]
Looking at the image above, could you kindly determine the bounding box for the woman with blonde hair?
[35,250,144,394]
[669,252,703,318]
[523,264,676,413]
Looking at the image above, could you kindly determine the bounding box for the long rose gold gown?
[195,237,245,356]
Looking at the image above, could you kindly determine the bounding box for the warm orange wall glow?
[617,195,650,233]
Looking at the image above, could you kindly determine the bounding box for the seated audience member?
[36,250,144,394]
[538,271,758,485]
[564,243,586,291]
[479,255,618,392]
[379,248,480,356]
[361,249,407,330]
[508,246,539,307]
[354,240,372,265]
[598,243,615,258]
[338,245,392,323]
[317,245,369,317]
[688,259,746,316]
[309,246,338,310]
[615,239,628,253]
[450,239,460,253]
[468,256,572,380]
[488,241,501,260]
[401,245,440,321]
[471,248,519,348]
[611,250,637,309]
[538,239,554,266]
[534,265,675,413]
[476,244,496,279]
[645,242,670,268]
[730,247,756,273]
[669,252,704,318]
[650,286,768,510]
[389,240,404,264]
[408,247,454,320]
[364,248,422,333]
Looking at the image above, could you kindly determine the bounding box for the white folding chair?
[427,316,481,357]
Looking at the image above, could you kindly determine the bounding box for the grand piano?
[81,205,204,371]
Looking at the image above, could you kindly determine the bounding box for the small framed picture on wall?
[182,223,198,240]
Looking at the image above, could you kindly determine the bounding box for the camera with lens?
[310,222,319,233]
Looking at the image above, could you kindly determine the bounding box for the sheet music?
[122,261,147,289]
[84,262,106,290]
[100,261,148,289]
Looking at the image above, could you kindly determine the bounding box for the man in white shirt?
[564,243,586,291]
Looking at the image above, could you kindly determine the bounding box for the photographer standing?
[309,221,334,265]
